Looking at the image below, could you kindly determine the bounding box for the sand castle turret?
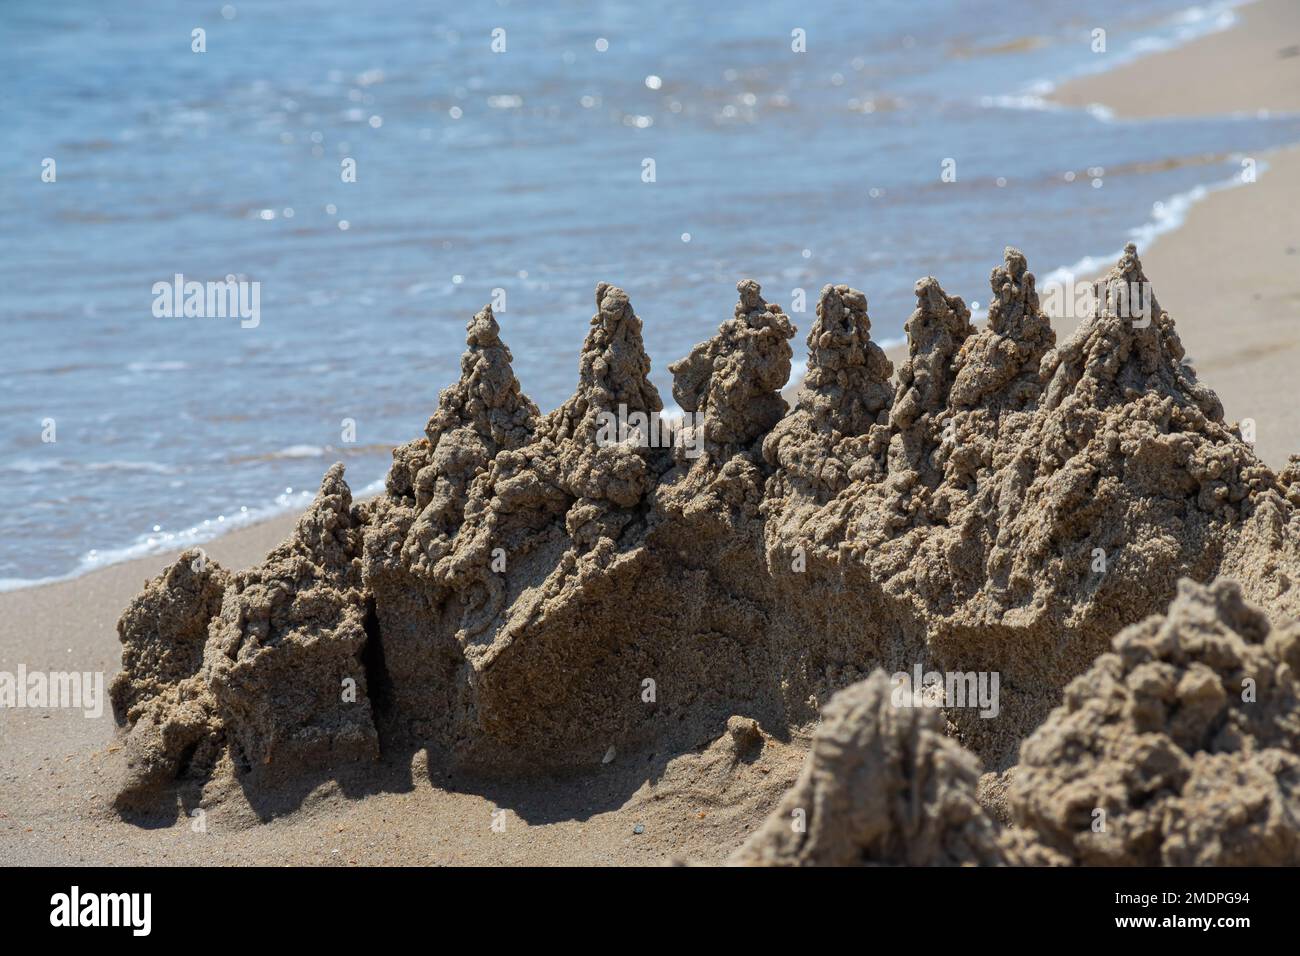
[800,283,895,433]
[668,279,794,459]
[112,465,378,804]
[487,283,670,528]
[763,284,894,511]
[1041,242,1223,420]
[110,550,229,806]
[1030,244,1269,526]
[425,304,539,456]
[385,303,537,511]
[949,247,1055,410]
[205,464,378,774]
[386,305,539,580]
[887,277,974,484]
[111,553,228,722]
[541,283,662,444]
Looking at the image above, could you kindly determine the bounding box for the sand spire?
[206,463,378,774]
[949,246,1055,410]
[668,279,794,458]
[542,283,662,445]
[799,283,894,434]
[386,303,538,512]
[763,283,894,509]
[1041,242,1224,420]
[393,304,539,577]
[887,276,974,484]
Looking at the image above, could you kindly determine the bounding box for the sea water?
[2,0,1298,585]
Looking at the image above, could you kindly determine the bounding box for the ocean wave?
[980,92,1114,122]
[2,457,64,475]
[0,476,387,593]
[83,460,178,475]
[126,360,191,373]
[270,444,327,459]
[1,457,177,476]
[1041,160,1264,287]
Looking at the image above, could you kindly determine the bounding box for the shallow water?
[3,0,1298,585]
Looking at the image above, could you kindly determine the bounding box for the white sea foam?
[126,360,191,373]
[0,476,388,593]
[2,457,64,475]
[271,444,327,459]
[1041,162,1263,288]
[1,457,176,476]
[991,0,1248,118]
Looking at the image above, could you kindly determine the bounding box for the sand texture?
[1009,578,1300,866]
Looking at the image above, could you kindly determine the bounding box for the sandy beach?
[5,0,1300,866]
[1047,0,1300,470]
[1052,0,1300,120]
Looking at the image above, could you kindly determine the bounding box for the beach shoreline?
[1050,0,1300,120]
[1042,0,1300,470]
[12,3,1299,601]
[5,0,1300,865]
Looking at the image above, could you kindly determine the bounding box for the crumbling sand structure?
[111,465,377,801]
[1008,578,1300,866]
[735,579,1300,866]
[110,244,1300,864]
[730,671,1009,866]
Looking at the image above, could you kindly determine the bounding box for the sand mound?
[110,551,228,803]
[205,463,377,776]
[1008,578,1300,866]
[111,465,377,802]
[112,550,228,720]
[108,244,1300,864]
[731,671,1009,866]
[624,715,805,856]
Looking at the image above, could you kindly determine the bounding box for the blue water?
[3,0,1298,585]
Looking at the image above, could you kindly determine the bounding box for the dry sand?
[4,0,1300,866]
[1051,0,1300,121]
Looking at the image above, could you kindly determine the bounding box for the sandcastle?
[108,244,1300,864]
